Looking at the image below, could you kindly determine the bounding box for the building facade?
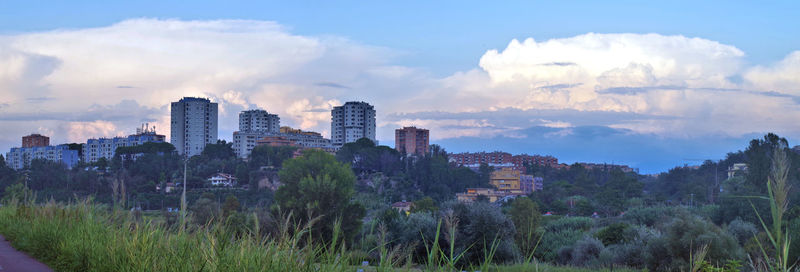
[331,101,376,146]
[395,126,429,155]
[171,97,218,157]
[6,144,79,170]
[233,126,333,158]
[239,109,280,133]
[83,127,165,163]
[449,151,558,172]
[490,167,522,192]
[22,134,50,148]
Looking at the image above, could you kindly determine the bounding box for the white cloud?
[1,20,799,156]
[744,51,800,94]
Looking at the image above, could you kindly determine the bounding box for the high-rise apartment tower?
[238,109,280,133]
[331,101,376,146]
[170,97,218,157]
[395,126,429,155]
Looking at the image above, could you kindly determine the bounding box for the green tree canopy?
[275,149,365,243]
[248,145,298,169]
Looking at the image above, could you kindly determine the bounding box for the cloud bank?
[1,19,799,172]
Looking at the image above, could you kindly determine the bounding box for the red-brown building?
[22,134,49,148]
[448,151,558,172]
[395,126,429,155]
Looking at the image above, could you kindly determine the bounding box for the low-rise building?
[456,188,524,203]
[209,173,237,187]
[727,163,748,179]
[391,201,413,214]
[449,151,558,172]
[83,125,165,163]
[6,144,79,170]
[490,167,523,193]
[233,126,334,158]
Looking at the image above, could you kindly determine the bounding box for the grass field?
[0,199,638,272]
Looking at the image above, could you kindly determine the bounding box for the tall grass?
[750,147,796,272]
[0,197,641,272]
[0,198,353,272]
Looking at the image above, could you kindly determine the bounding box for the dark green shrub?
[725,218,757,245]
[570,236,604,266]
[594,222,631,246]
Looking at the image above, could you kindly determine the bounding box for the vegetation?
[0,134,798,271]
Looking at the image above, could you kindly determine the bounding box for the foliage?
[275,149,365,243]
[594,223,631,246]
[410,196,438,214]
[222,194,240,218]
[444,201,520,265]
[335,138,402,175]
[248,145,298,169]
[726,218,758,245]
[748,145,795,272]
[508,197,542,258]
[1,182,31,203]
[645,210,744,271]
[190,193,220,224]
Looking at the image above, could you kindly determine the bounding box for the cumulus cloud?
[1,19,799,170]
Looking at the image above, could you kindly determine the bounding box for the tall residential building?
[22,134,50,148]
[170,97,218,157]
[6,144,79,170]
[395,126,429,155]
[331,101,376,146]
[239,110,280,133]
[82,125,166,163]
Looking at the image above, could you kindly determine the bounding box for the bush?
[726,218,758,245]
[537,228,584,262]
[594,222,631,246]
[544,217,594,232]
[570,236,604,267]
[623,205,680,226]
[646,211,745,271]
[448,201,520,265]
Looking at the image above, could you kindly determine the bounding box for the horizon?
[2,1,800,173]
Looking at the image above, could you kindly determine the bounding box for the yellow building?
[490,168,522,193]
[457,188,503,203]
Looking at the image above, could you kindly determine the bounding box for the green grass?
[0,199,641,272]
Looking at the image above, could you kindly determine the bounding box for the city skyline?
[1,1,799,173]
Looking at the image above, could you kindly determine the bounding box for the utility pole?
[181,155,187,231]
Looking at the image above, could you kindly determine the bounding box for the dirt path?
[0,235,53,272]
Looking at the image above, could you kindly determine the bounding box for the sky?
[1,1,799,173]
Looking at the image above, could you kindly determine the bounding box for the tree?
[1,181,31,203]
[274,149,365,243]
[222,194,240,218]
[410,196,438,214]
[191,193,220,224]
[509,197,542,258]
[248,145,298,169]
[597,169,643,215]
[201,140,236,161]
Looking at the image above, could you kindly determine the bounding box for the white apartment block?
[331,101,376,146]
[82,129,165,163]
[239,110,280,133]
[6,145,79,170]
[171,97,218,157]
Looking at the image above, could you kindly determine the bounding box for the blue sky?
[3,1,798,74]
[1,1,799,173]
